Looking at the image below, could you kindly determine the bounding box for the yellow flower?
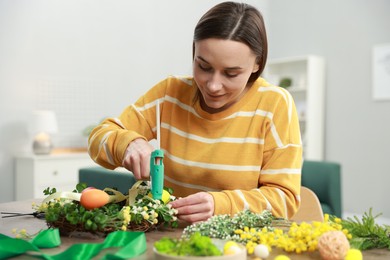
[324,214,329,222]
[235,229,243,234]
[274,229,283,235]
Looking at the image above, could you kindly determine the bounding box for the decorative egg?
[148,190,171,204]
[80,188,110,210]
[223,241,241,255]
[254,244,269,258]
[318,231,350,260]
[345,249,363,260]
[82,187,96,192]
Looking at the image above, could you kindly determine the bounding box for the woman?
[88,1,302,223]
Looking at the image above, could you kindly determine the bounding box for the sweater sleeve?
[210,88,302,219]
[88,80,167,169]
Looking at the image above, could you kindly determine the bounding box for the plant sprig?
[182,210,274,241]
[333,208,390,250]
[43,187,57,196]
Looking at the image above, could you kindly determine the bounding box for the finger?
[170,194,203,208]
[177,211,211,224]
[176,204,203,216]
[123,158,139,179]
[122,143,141,178]
[139,152,151,180]
[130,155,142,180]
[169,197,189,208]
[175,200,213,216]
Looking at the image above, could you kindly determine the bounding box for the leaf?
[75,183,87,193]
[43,187,57,195]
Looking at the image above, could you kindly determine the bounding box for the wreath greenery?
[34,182,178,235]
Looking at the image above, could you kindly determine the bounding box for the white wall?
[0,0,268,202]
[267,0,390,218]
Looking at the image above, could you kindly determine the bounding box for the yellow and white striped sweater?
[88,76,302,219]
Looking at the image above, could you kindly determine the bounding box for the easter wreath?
[34,181,178,236]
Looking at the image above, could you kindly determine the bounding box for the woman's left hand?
[169,192,214,223]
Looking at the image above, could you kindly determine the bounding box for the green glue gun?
[150,149,164,200]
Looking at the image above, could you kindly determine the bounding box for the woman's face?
[193,38,259,113]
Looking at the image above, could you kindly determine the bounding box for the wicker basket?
[47,216,164,236]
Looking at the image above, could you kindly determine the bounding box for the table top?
[1,199,389,260]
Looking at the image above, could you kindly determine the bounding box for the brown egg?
[80,189,110,210]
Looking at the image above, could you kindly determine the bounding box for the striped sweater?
[88,76,302,219]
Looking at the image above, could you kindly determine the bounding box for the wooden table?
[1,199,389,259]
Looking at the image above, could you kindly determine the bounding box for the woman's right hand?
[122,138,155,180]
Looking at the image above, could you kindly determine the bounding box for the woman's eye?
[198,63,212,71]
[225,72,239,78]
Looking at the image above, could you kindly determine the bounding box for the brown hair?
[193,1,268,83]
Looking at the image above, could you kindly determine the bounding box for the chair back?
[291,186,324,222]
[302,160,342,217]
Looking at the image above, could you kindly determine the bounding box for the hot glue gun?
[150,149,164,200]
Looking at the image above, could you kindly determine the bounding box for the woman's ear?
[252,57,260,73]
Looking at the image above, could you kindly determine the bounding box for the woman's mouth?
[207,93,225,99]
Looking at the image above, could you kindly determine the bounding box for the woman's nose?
[207,73,223,92]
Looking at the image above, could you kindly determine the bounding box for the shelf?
[264,55,325,160]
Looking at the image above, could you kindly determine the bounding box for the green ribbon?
[0,229,146,260]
